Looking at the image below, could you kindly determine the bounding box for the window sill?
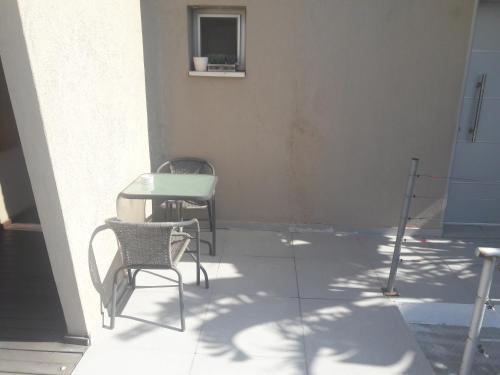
[188,71,246,78]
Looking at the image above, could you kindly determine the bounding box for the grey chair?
[105,217,209,331]
[156,157,216,255]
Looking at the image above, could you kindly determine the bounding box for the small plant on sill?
[208,54,237,72]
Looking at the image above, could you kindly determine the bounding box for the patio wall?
[0,0,150,337]
[143,0,476,228]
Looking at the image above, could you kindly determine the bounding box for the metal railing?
[382,158,419,296]
[459,247,500,375]
[380,158,500,373]
[382,157,500,295]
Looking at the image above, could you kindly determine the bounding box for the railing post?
[382,157,419,296]
[459,247,499,375]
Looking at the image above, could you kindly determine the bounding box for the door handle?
[470,73,487,143]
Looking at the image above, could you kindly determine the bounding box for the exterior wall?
[0,59,35,223]
[143,0,475,228]
[0,0,150,336]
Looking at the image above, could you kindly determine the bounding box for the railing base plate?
[381,287,400,297]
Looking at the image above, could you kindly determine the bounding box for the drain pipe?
[459,247,499,375]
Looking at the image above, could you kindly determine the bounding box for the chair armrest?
[169,218,200,230]
[173,232,195,240]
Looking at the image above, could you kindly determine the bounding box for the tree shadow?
[86,229,485,373]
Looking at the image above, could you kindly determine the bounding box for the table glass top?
[120,173,217,201]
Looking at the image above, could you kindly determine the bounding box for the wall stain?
[287,113,322,224]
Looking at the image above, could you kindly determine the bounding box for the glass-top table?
[118,173,218,255]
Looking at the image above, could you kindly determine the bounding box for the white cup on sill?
[193,56,208,72]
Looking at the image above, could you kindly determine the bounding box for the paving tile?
[442,261,500,300]
[374,255,478,303]
[75,230,500,375]
[131,254,221,287]
[73,346,193,375]
[292,232,377,265]
[218,229,293,257]
[398,302,500,327]
[409,324,500,375]
[213,256,298,297]
[427,239,500,297]
[190,353,306,375]
[358,235,454,259]
[197,295,304,359]
[358,235,479,303]
[301,299,434,375]
[95,287,209,353]
[296,257,382,300]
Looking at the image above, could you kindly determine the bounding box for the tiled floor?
[74,229,500,375]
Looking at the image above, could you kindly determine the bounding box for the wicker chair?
[105,217,209,331]
[156,157,216,255]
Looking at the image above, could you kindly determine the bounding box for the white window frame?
[192,8,246,71]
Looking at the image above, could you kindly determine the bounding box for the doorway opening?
[0,56,72,356]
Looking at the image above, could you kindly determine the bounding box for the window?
[190,7,246,74]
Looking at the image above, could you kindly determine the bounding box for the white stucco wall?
[0,0,150,336]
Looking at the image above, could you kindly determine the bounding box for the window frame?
[191,7,246,71]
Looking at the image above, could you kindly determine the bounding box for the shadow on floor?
[0,229,65,341]
[0,228,84,374]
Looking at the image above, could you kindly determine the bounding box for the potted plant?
[193,56,208,72]
[207,54,237,72]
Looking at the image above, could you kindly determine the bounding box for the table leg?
[211,197,216,256]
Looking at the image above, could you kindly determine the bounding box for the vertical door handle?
[470,73,487,143]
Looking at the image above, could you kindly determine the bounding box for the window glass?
[200,17,238,64]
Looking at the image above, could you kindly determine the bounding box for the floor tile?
[75,229,500,375]
[218,229,293,257]
[292,232,376,265]
[197,295,304,359]
[296,257,382,300]
[374,255,477,303]
[191,353,306,375]
[359,235,452,258]
[409,324,500,375]
[131,254,220,287]
[398,302,500,327]
[442,260,500,300]
[73,346,193,375]
[213,256,298,297]
[95,287,209,353]
[301,299,434,375]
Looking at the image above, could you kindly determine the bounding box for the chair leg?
[132,269,142,288]
[186,252,209,289]
[201,264,209,288]
[200,239,213,255]
[207,202,213,232]
[167,202,172,221]
[207,201,214,256]
[196,233,201,286]
[211,198,216,256]
[127,269,133,286]
[172,268,185,331]
[110,271,119,329]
